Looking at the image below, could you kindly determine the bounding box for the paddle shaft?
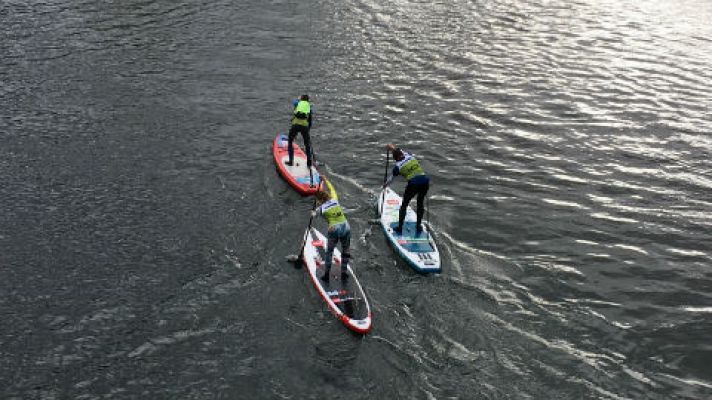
[426,189,430,228]
[380,150,390,216]
[296,198,318,262]
[309,146,315,186]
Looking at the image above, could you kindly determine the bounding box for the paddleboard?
[301,227,372,334]
[377,187,441,273]
[272,133,321,196]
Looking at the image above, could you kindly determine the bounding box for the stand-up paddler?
[286,95,313,168]
[312,178,351,282]
[383,143,430,235]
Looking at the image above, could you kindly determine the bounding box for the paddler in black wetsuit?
[383,143,430,235]
[286,94,313,167]
[312,178,351,282]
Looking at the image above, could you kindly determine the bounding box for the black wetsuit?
[287,110,313,166]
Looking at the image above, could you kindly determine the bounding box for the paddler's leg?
[415,182,429,234]
[340,224,351,279]
[286,126,298,166]
[397,183,418,234]
[322,227,338,282]
[302,127,313,167]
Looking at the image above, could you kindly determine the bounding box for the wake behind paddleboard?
[301,227,372,334]
[378,187,441,273]
[272,133,321,196]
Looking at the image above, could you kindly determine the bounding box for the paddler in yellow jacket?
[383,143,430,235]
[311,178,351,282]
[286,94,313,167]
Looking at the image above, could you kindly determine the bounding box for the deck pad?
[312,240,366,319]
[391,222,436,252]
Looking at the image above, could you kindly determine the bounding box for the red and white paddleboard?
[272,133,321,196]
[301,227,372,334]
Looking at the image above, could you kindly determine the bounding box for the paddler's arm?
[290,99,298,122]
[383,165,399,187]
[323,177,338,201]
[383,143,399,187]
[311,202,323,217]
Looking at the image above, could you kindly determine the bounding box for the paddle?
[366,149,390,226]
[285,197,318,266]
[309,146,317,187]
[426,189,431,231]
[379,149,390,217]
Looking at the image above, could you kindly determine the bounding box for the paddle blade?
[285,254,303,268]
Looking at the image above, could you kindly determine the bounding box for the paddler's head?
[392,148,404,161]
[300,94,309,101]
[315,189,331,203]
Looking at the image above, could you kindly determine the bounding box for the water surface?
[2,0,711,398]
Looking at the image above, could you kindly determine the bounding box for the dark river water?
[2,0,712,398]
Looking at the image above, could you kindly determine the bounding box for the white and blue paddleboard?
[378,187,441,273]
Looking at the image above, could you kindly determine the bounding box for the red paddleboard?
[302,227,372,334]
[272,133,322,196]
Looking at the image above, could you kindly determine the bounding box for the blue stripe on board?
[296,176,321,185]
[389,222,434,252]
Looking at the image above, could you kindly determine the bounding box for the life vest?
[319,199,347,227]
[292,100,310,127]
[395,153,425,180]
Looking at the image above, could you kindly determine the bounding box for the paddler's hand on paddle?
[311,210,317,217]
[385,143,396,151]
